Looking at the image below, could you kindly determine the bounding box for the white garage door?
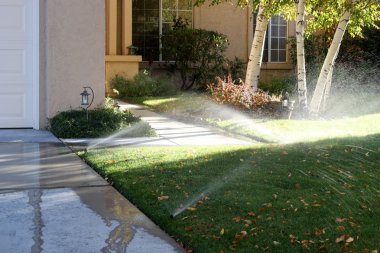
[0,0,38,128]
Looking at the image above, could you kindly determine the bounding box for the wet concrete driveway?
[0,131,184,253]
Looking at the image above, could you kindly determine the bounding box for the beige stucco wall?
[194,2,250,61]
[39,0,105,128]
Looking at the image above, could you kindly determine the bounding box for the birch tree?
[308,0,380,115]
[308,1,354,115]
[295,0,307,111]
[245,2,269,89]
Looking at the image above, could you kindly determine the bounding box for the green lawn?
[125,93,380,144]
[81,134,380,252]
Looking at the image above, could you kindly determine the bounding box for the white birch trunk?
[309,4,353,115]
[321,67,333,113]
[296,0,308,111]
[245,2,269,90]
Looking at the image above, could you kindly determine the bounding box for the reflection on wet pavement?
[0,141,184,253]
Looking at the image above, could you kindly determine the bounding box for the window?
[132,0,193,61]
[253,15,288,63]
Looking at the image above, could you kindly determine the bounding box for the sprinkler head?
[170,214,175,219]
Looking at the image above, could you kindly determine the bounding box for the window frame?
[266,16,288,63]
[132,0,193,62]
[253,14,288,63]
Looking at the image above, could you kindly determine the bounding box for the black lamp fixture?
[282,91,290,108]
[80,86,94,120]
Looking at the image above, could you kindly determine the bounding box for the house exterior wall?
[194,2,296,83]
[193,3,250,61]
[105,1,296,92]
[39,0,105,127]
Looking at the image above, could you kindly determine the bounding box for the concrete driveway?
[0,130,184,253]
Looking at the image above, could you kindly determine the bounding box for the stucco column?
[121,0,132,55]
[107,0,118,55]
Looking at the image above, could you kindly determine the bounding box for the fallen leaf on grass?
[157,195,169,201]
[336,225,345,231]
[232,216,241,222]
[301,240,314,251]
[244,220,252,225]
[336,235,345,243]
[234,231,247,239]
[187,207,197,212]
[247,212,255,217]
[220,228,225,235]
[105,160,116,165]
[336,235,354,244]
[336,218,346,223]
[314,228,326,236]
[184,226,193,232]
[289,234,298,244]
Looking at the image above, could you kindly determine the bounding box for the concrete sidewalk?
[62,101,253,149]
[0,130,184,253]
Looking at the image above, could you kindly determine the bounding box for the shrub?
[259,75,297,96]
[208,77,280,112]
[161,18,228,90]
[111,71,178,98]
[224,57,246,80]
[49,101,155,138]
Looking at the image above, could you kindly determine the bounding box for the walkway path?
[63,101,253,148]
[0,130,184,253]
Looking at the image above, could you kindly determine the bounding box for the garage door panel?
[0,5,25,30]
[0,0,36,128]
[0,93,26,117]
[0,43,32,81]
[0,0,32,40]
[0,49,25,74]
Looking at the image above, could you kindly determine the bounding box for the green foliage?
[259,75,296,96]
[339,25,380,64]
[289,34,329,69]
[49,103,154,138]
[111,71,178,98]
[195,0,295,19]
[161,19,228,90]
[306,0,380,38]
[224,57,246,79]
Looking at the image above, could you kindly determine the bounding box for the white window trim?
[266,16,288,63]
[32,0,40,129]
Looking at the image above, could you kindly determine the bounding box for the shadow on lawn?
[83,133,380,253]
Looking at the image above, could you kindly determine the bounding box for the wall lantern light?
[80,86,94,120]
